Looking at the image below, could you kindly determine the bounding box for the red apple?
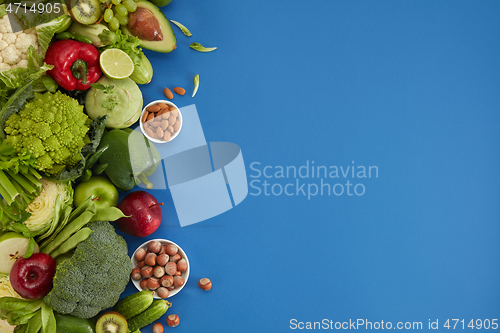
[116,191,163,237]
[10,253,57,299]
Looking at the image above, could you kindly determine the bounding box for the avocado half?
[121,0,176,53]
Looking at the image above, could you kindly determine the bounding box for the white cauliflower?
[0,15,41,70]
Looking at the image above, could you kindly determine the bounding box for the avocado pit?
[128,7,163,41]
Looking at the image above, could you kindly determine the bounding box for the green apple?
[0,232,39,274]
[74,176,119,209]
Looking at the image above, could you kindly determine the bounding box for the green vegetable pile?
[44,220,132,318]
[4,91,91,176]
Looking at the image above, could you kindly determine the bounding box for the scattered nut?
[131,268,142,280]
[156,287,169,299]
[167,314,180,327]
[173,87,185,96]
[164,87,174,100]
[160,275,173,288]
[153,322,164,333]
[198,278,212,291]
[135,248,147,261]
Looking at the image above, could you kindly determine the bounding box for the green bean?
[41,301,56,333]
[91,207,127,222]
[75,35,93,44]
[55,32,74,40]
[50,228,93,259]
[0,297,32,312]
[26,310,42,333]
[68,197,94,223]
[41,205,96,255]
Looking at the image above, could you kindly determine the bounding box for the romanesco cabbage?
[43,221,132,319]
[4,91,91,175]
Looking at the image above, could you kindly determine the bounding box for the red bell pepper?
[44,40,102,91]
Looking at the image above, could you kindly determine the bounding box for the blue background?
[117,1,500,332]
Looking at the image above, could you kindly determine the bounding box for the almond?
[146,104,161,112]
[142,111,149,123]
[158,102,169,110]
[173,121,181,132]
[168,116,177,126]
[156,127,164,138]
[163,131,171,142]
[164,87,174,100]
[173,87,185,96]
[146,113,155,122]
[160,119,169,131]
[146,128,155,138]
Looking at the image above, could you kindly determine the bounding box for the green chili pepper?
[75,35,93,44]
[55,32,75,40]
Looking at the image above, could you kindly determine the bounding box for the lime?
[99,48,135,79]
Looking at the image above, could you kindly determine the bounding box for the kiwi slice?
[96,311,128,333]
[69,0,102,25]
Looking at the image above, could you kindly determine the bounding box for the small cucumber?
[130,54,153,85]
[113,291,154,320]
[127,299,171,332]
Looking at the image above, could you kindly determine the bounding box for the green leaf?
[170,20,192,37]
[0,81,34,139]
[41,302,56,333]
[36,15,72,55]
[192,74,199,97]
[23,237,36,259]
[190,43,217,52]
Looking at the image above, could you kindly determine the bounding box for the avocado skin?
[121,0,176,53]
[148,0,172,7]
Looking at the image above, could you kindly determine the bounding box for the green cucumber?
[113,291,154,320]
[127,299,171,332]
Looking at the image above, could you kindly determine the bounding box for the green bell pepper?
[96,128,161,191]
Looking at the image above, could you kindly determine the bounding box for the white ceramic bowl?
[139,100,183,144]
[131,239,190,298]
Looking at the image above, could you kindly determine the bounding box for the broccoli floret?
[43,221,132,318]
[4,91,91,175]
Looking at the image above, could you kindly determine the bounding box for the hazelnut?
[165,244,178,256]
[166,314,180,327]
[160,275,173,288]
[148,241,163,253]
[152,322,164,333]
[158,246,166,255]
[137,260,145,269]
[148,277,160,290]
[167,286,175,291]
[139,279,149,290]
[154,265,165,278]
[165,262,177,276]
[135,248,147,261]
[156,287,169,299]
[131,268,142,280]
[169,253,181,263]
[141,266,153,278]
[145,253,157,266]
[156,254,169,266]
[177,259,187,272]
[175,271,182,276]
[173,276,185,288]
[198,278,212,291]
